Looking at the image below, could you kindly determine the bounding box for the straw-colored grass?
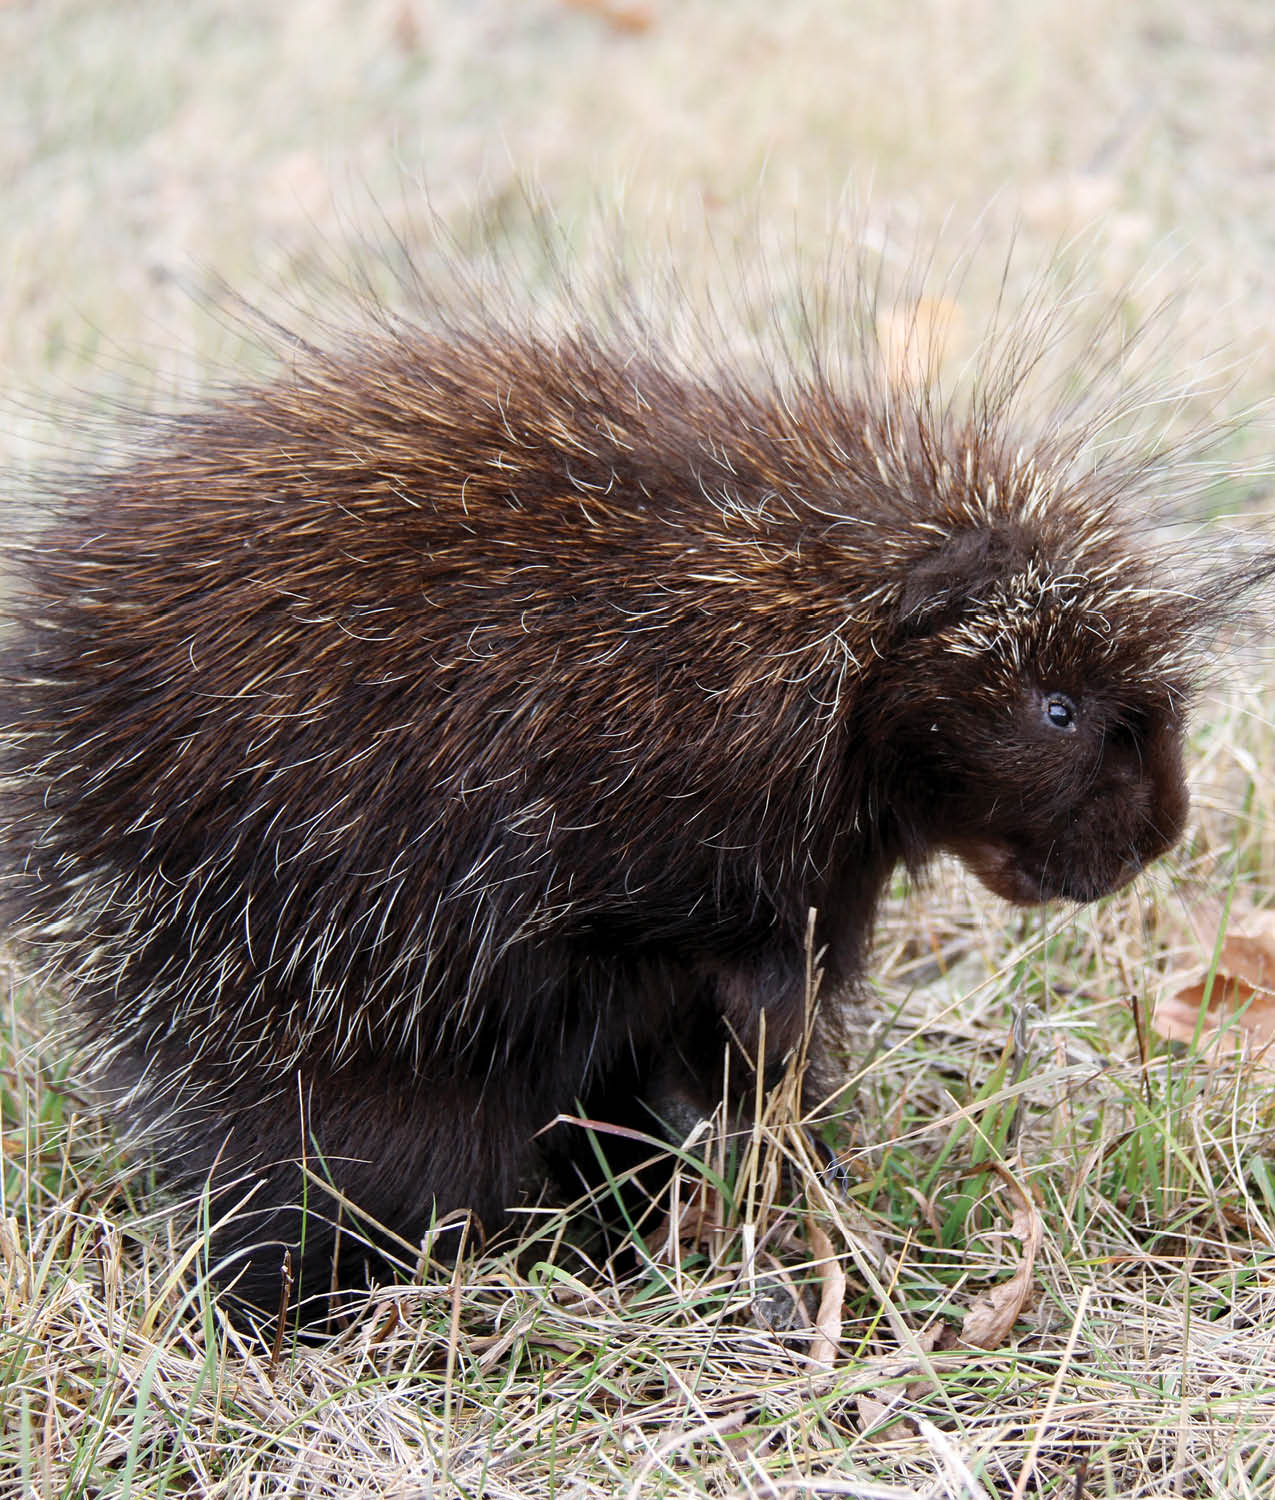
[7,782,1275,1498]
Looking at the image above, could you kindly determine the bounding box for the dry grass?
[6,804,1275,1497]
[4,1,1275,1496]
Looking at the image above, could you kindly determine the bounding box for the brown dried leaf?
[854,1389,906,1437]
[1155,910,1275,1074]
[853,1326,944,1434]
[876,296,966,390]
[960,1171,1042,1350]
[960,1257,1032,1349]
[805,1220,845,1367]
[561,0,656,34]
[648,1183,728,1262]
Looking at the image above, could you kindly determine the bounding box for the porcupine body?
[0,251,1248,1318]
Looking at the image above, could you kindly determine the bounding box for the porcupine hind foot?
[105,1046,537,1321]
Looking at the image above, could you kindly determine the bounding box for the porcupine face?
[938,671,1190,906]
[885,525,1194,906]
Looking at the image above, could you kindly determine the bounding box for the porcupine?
[0,242,1260,1320]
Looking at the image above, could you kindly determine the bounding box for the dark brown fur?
[0,264,1260,1318]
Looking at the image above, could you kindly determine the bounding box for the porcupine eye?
[1041,692,1078,733]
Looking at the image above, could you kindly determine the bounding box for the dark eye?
[1042,692,1078,733]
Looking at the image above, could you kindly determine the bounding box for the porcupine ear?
[896,525,1029,632]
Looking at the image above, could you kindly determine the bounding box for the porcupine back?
[0,242,1260,1318]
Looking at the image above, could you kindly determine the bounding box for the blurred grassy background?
[4,0,1275,407]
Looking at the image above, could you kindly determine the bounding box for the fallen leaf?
[805,1219,846,1367]
[1155,910,1275,1074]
[561,0,655,34]
[853,1326,944,1435]
[391,4,424,53]
[876,296,965,390]
[960,1167,1042,1350]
